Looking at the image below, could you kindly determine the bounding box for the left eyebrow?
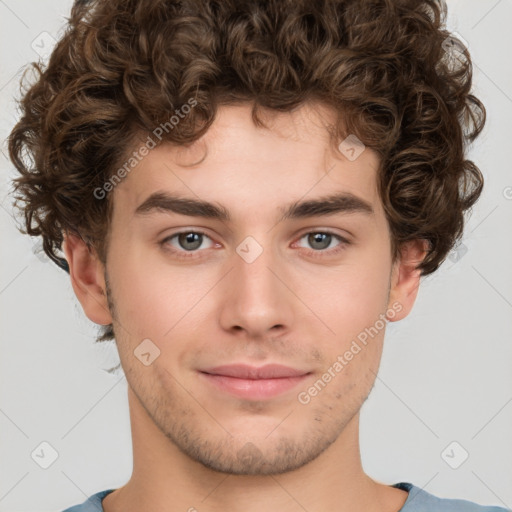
[134,191,374,222]
[279,192,374,220]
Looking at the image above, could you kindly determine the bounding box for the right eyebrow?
[134,192,230,221]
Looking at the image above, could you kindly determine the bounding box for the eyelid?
[294,226,352,242]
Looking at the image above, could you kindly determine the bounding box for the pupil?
[180,232,202,251]
[309,233,330,250]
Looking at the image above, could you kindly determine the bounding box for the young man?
[8,0,506,511]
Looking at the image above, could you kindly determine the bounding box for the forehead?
[112,102,383,219]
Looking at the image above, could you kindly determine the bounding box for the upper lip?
[200,364,310,379]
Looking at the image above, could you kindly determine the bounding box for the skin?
[63,101,427,512]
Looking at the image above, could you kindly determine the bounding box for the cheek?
[311,294,387,407]
[108,254,213,340]
[316,260,391,335]
[303,249,391,377]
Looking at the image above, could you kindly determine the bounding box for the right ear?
[62,232,112,325]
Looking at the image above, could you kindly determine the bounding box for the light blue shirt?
[61,482,510,511]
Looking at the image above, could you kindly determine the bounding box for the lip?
[199,364,311,400]
[201,364,308,379]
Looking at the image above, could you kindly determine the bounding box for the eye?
[161,230,216,258]
[295,231,349,256]
[160,229,350,260]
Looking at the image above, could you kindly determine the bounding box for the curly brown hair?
[8,0,485,343]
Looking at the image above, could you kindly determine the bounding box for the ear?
[62,232,112,326]
[386,239,429,322]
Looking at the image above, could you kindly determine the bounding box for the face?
[65,101,423,476]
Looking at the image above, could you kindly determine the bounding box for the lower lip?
[199,372,310,400]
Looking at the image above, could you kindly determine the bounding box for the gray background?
[1,0,511,510]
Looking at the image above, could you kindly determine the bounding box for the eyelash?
[159,230,350,260]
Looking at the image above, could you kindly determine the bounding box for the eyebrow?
[134,191,374,222]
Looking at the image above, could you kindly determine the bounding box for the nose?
[217,239,296,339]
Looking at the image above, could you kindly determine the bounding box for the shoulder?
[395,482,511,512]
[59,489,115,512]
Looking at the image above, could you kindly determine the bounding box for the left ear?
[386,239,429,322]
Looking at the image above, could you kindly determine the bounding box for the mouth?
[198,364,312,400]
